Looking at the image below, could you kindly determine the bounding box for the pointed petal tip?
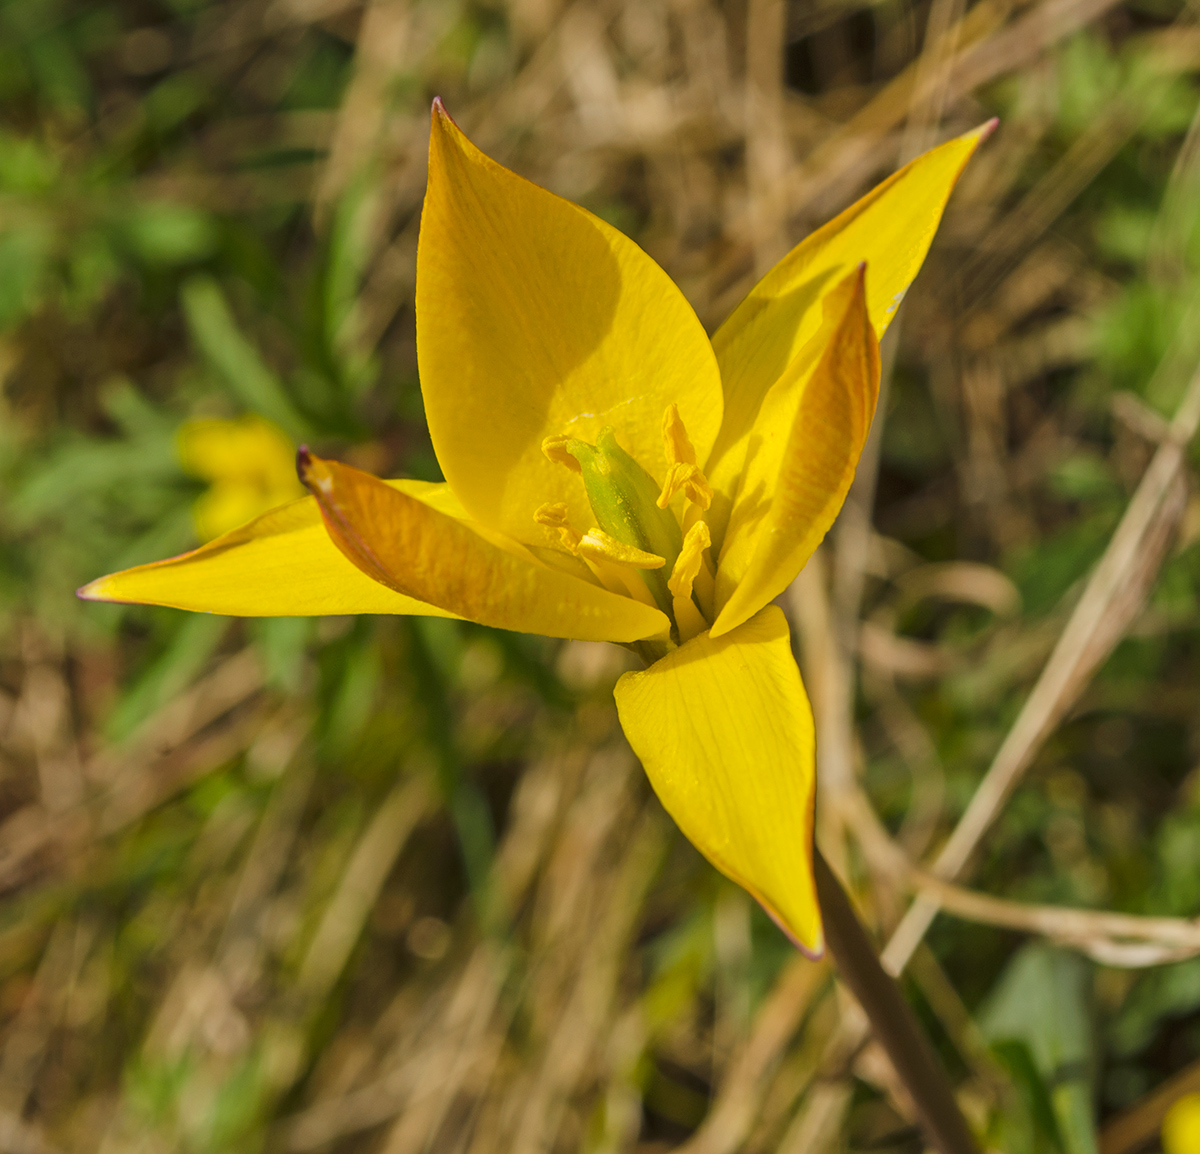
[76,574,151,608]
[978,116,1000,141]
[76,577,108,602]
[767,903,825,959]
[296,445,335,495]
[430,96,459,132]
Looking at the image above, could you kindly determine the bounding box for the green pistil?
[566,427,681,617]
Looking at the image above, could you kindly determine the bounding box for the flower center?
[537,405,715,642]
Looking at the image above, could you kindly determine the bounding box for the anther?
[534,502,582,551]
[533,504,658,609]
[657,462,712,510]
[662,404,697,467]
[578,530,665,570]
[542,435,582,473]
[657,405,712,511]
[668,521,712,642]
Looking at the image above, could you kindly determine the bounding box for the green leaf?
[124,202,217,266]
[981,944,1097,1154]
[180,275,310,439]
[105,614,228,743]
[0,223,52,326]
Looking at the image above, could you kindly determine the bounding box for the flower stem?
[813,847,979,1154]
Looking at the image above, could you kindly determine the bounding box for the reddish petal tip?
[429,98,460,134]
[296,444,312,484]
[431,97,458,129]
[979,116,1000,141]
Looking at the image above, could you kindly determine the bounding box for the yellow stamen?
[657,404,713,510]
[578,530,665,570]
[579,529,663,607]
[668,521,712,642]
[667,520,710,598]
[542,435,582,473]
[662,403,697,467]
[693,549,716,618]
[534,504,658,608]
[534,502,582,551]
[657,462,713,510]
[598,562,659,607]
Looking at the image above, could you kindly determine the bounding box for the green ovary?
[565,427,682,616]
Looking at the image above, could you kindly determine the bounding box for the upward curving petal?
[704,122,991,549]
[299,451,670,643]
[615,606,822,955]
[417,102,722,544]
[78,482,464,618]
[712,265,880,636]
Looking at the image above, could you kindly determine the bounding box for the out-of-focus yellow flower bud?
[177,415,303,541]
[1164,1093,1200,1154]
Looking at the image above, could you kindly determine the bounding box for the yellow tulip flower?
[80,102,990,954]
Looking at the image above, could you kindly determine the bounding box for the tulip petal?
[712,266,879,636]
[417,103,723,545]
[78,482,464,618]
[705,122,990,548]
[300,452,670,643]
[614,605,822,954]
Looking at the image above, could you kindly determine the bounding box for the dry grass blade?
[785,0,1127,227]
[279,742,643,1154]
[375,943,509,1154]
[791,293,1200,1148]
[843,785,1200,965]
[313,0,412,219]
[0,649,265,893]
[788,351,1199,1137]
[0,1111,63,1154]
[673,957,828,1154]
[293,774,433,1006]
[948,0,1129,96]
[963,101,1144,306]
[509,806,667,1154]
[0,919,92,1117]
[745,0,790,273]
[884,360,1200,974]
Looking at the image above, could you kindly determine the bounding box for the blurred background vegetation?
[5,0,1200,1151]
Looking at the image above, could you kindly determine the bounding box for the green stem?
[813,848,979,1154]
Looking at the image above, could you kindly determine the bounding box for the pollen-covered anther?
[542,435,582,473]
[535,505,660,607]
[657,405,712,510]
[662,404,697,467]
[657,462,713,511]
[668,521,712,642]
[534,502,582,551]
[578,530,665,570]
